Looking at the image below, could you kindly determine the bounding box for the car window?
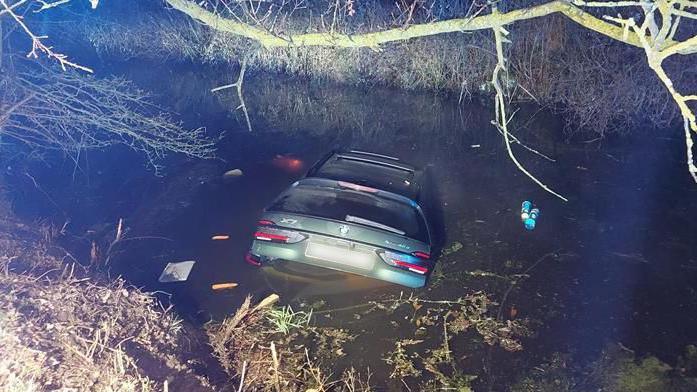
[314,158,416,198]
[268,185,429,243]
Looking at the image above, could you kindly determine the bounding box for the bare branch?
[490,9,568,202]
[0,0,93,72]
[212,56,252,132]
[167,0,697,185]
[33,0,71,13]
[572,0,651,7]
[0,0,28,16]
[165,0,664,49]
[1,66,216,172]
[602,2,697,182]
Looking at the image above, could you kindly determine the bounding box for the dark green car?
[246,151,435,288]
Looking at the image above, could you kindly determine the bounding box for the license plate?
[305,242,375,270]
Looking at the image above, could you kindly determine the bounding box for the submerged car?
[246,150,435,288]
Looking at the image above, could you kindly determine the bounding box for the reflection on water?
[261,261,394,299]
[9,62,697,389]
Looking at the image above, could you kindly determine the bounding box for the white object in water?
[158,260,196,283]
[223,169,244,180]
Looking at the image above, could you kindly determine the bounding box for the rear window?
[268,185,429,242]
[314,158,416,199]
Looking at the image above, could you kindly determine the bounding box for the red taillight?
[254,231,289,242]
[244,252,261,266]
[253,228,307,244]
[412,251,430,260]
[393,260,428,274]
[378,250,429,275]
[258,220,275,226]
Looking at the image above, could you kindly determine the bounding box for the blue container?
[521,201,532,220]
[524,208,540,230]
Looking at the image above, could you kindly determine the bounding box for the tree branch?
[0,0,93,72]
[1,66,216,172]
[211,55,252,132]
[490,10,568,202]
[168,0,697,185]
[608,3,697,182]
[165,0,664,49]
[0,0,27,16]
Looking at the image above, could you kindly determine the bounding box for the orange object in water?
[272,155,304,173]
[212,282,238,290]
[211,235,230,240]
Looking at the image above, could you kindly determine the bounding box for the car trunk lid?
[259,211,430,256]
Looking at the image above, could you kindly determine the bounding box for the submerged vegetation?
[204,289,529,390]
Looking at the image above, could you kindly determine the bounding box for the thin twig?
[490,10,568,201]
[270,342,281,392]
[0,0,92,72]
[237,360,247,392]
[496,251,559,321]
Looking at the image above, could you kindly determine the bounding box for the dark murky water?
[8,61,697,389]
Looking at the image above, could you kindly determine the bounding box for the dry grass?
[206,294,371,391]
[86,13,211,62]
[81,5,690,135]
[0,198,214,391]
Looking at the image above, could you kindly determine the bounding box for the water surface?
[9,61,697,389]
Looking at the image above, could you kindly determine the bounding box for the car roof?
[306,150,423,201]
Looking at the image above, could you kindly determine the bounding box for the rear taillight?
[254,231,288,242]
[393,260,428,274]
[258,220,275,226]
[253,227,307,244]
[378,250,429,275]
[412,251,430,260]
[245,252,261,266]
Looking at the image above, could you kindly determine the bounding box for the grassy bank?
[0,193,220,390]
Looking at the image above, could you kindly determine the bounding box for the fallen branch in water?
[212,55,252,132]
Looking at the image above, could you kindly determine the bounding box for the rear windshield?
[314,158,416,199]
[268,185,429,243]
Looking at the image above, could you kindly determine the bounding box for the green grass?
[266,305,313,335]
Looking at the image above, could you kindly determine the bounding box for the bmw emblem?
[338,225,350,236]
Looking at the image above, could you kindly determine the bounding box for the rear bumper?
[250,240,427,288]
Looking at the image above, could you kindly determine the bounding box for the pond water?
[8,61,697,389]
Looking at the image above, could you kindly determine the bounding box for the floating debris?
[212,282,238,290]
[510,305,518,319]
[272,155,304,173]
[442,242,463,256]
[222,168,243,180]
[158,260,195,283]
[211,235,230,240]
[610,251,649,264]
[521,200,540,230]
